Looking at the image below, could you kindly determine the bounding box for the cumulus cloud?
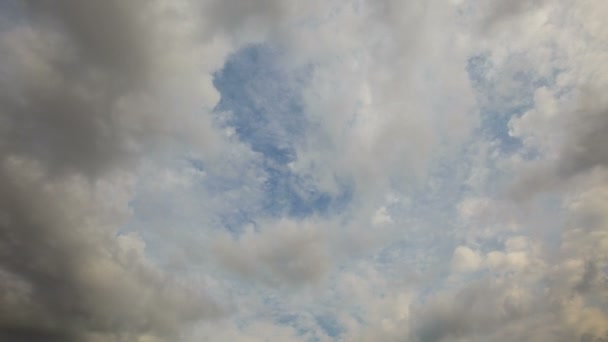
[294,0,477,197]
[213,219,330,287]
[451,246,482,273]
[0,157,222,341]
[0,1,229,178]
[0,1,229,340]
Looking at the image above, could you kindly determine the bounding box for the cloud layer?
[1,0,607,341]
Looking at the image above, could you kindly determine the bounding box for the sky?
[0,1,607,341]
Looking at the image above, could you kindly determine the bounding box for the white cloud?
[451,246,482,273]
[372,206,393,226]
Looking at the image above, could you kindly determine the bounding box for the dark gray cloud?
[22,0,154,85]
[0,0,227,179]
[0,1,169,178]
[0,1,223,340]
[556,90,608,179]
[509,87,608,199]
[0,158,221,341]
[412,281,523,342]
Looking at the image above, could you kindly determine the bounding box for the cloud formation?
[0,1,226,340]
[1,0,607,341]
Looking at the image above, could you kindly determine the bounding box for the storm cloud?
[0,1,224,340]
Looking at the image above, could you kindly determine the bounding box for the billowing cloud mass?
[0,0,606,341]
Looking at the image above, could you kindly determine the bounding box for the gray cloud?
[508,87,608,199]
[556,90,608,179]
[22,0,154,85]
[477,0,549,32]
[1,1,149,178]
[0,158,222,341]
[0,0,224,179]
[0,1,226,340]
[213,220,330,288]
[409,275,607,342]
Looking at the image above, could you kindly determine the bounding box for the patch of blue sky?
[213,44,352,220]
[362,151,487,296]
[383,154,473,239]
[272,312,325,341]
[180,147,266,234]
[315,313,344,338]
[466,53,557,155]
[213,45,308,164]
[244,287,343,340]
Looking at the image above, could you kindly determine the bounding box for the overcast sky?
[1,1,607,341]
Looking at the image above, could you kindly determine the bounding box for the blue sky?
[213,45,352,219]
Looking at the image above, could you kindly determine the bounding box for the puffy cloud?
[0,1,230,340]
[213,219,330,287]
[294,0,477,196]
[0,0,228,178]
[0,157,222,341]
[451,246,482,273]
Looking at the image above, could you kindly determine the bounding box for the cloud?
[404,2,608,341]
[1,0,245,177]
[509,85,608,198]
[451,246,482,273]
[1,0,608,341]
[0,1,230,340]
[477,0,549,32]
[0,157,222,341]
[213,219,330,287]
